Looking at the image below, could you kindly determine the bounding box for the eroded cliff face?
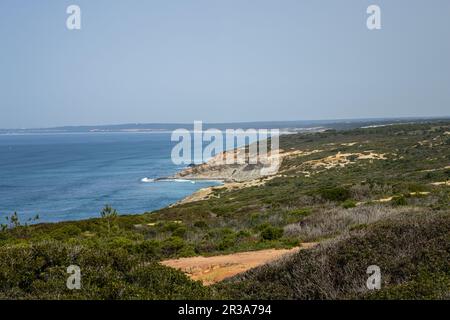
[172,146,282,182]
[167,147,283,206]
[174,162,265,182]
[168,147,314,206]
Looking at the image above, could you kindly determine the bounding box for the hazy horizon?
[1,0,449,128]
[2,115,449,131]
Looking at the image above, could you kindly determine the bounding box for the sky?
[0,0,449,128]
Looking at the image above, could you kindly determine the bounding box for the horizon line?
[1,115,450,131]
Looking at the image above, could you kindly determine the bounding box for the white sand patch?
[302,151,387,170]
[356,192,431,206]
[430,181,450,186]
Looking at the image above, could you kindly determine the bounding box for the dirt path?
[161,243,317,285]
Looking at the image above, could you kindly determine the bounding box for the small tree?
[6,212,21,229]
[1,212,23,234]
[100,205,118,235]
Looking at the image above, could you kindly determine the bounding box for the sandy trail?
[161,243,317,285]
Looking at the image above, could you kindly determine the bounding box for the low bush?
[289,208,312,217]
[342,200,357,209]
[392,195,407,206]
[0,241,211,299]
[318,187,351,202]
[260,226,284,241]
[215,211,450,300]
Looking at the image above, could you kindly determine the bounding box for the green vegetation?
[392,195,408,206]
[0,121,449,299]
[259,225,284,241]
[215,210,450,300]
[0,241,212,299]
[318,187,351,202]
[342,200,357,209]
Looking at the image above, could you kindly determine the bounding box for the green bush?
[0,241,212,299]
[289,208,312,217]
[162,221,183,232]
[172,226,187,238]
[134,240,161,259]
[193,221,208,229]
[342,200,357,209]
[218,233,237,250]
[392,195,407,206]
[260,226,284,241]
[406,183,428,193]
[49,225,82,240]
[318,187,351,202]
[367,272,450,300]
[161,237,186,256]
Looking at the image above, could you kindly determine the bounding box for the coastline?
[166,147,309,206]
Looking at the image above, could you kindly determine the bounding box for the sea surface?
[0,133,223,224]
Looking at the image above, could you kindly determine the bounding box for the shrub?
[289,208,312,217]
[216,211,450,300]
[193,221,208,229]
[260,226,284,241]
[342,200,357,209]
[0,241,212,299]
[161,236,186,256]
[162,221,183,232]
[392,195,407,206]
[218,233,237,250]
[135,240,161,259]
[406,183,428,193]
[318,187,351,202]
[236,230,251,239]
[172,226,187,238]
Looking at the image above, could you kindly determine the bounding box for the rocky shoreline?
[166,148,306,206]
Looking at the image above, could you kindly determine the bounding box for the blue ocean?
[0,133,221,224]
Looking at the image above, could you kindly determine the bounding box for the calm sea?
[0,133,222,224]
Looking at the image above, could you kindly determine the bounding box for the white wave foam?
[157,178,196,184]
[173,179,196,184]
[141,177,155,183]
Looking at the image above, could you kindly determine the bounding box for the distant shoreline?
[2,117,449,134]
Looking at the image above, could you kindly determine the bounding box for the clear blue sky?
[0,0,449,128]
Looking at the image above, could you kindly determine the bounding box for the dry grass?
[283,205,419,241]
[215,210,450,300]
